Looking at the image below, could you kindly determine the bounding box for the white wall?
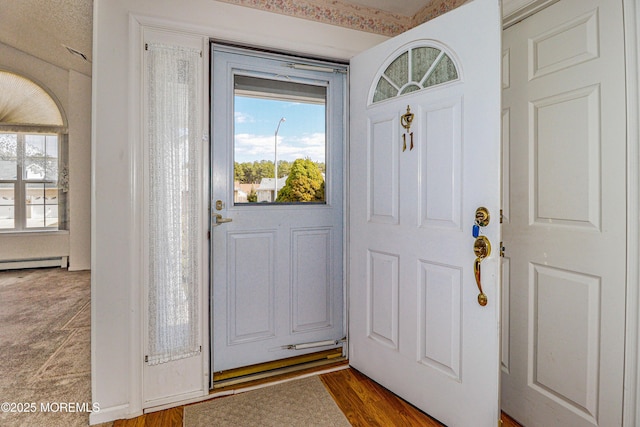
[0,42,91,270]
[68,71,92,271]
[91,0,386,423]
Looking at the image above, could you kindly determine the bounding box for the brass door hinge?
[500,241,505,257]
[500,209,503,223]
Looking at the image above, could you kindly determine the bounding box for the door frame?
[208,43,349,376]
[502,0,560,27]
[622,0,640,425]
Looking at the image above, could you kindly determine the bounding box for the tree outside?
[233,93,327,204]
[234,160,274,183]
[276,158,324,202]
[247,188,257,202]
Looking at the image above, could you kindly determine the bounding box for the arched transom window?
[372,44,459,104]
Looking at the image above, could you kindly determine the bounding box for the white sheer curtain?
[146,43,201,365]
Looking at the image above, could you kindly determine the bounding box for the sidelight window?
[144,42,202,365]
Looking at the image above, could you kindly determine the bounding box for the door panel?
[368,114,400,223]
[419,98,462,229]
[418,261,462,379]
[532,85,600,227]
[349,0,502,425]
[211,46,346,374]
[501,0,627,425]
[291,228,334,332]
[368,250,400,349]
[227,231,275,344]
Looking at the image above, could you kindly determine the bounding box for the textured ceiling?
[0,0,437,76]
[0,0,93,76]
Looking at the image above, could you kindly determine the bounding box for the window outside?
[233,75,327,204]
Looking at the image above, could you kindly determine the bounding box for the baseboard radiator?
[0,256,68,271]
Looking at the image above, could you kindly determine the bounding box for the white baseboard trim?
[0,256,68,270]
[89,403,140,425]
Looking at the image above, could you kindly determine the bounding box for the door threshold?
[212,350,347,391]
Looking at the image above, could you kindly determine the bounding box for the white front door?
[349,0,502,425]
[501,0,627,425]
[211,46,346,374]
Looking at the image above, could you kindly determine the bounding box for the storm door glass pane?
[0,183,14,229]
[233,75,327,204]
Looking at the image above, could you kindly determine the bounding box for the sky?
[234,96,326,164]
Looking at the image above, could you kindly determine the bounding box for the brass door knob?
[473,236,491,306]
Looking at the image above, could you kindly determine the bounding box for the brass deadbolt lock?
[475,207,490,227]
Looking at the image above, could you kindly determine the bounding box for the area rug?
[0,268,93,427]
[184,376,351,427]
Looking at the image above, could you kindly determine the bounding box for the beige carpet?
[184,376,351,427]
[0,268,93,427]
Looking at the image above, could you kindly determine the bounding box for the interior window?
[233,75,327,204]
[0,133,61,230]
[0,71,66,232]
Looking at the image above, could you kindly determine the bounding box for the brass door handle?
[473,236,491,306]
[213,213,232,225]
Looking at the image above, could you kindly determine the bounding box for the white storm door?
[501,0,627,425]
[349,0,502,426]
[211,46,346,374]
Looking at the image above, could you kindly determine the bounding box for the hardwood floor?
[111,407,183,427]
[501,412,522,427]
[320,368,443,426]
[112,367,523,426]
